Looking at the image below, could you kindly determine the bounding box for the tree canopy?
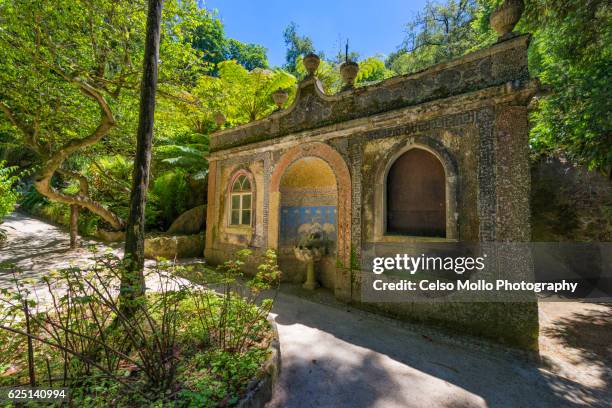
[283,22,317,75]
[0,0,608,242]
[0,0,204,229]
[384,0,610,173]
[523,0,611,173]
[191,12,269,72]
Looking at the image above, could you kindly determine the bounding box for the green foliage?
[190,11,228,69]
[2,0,608,239]
[0,161,19,241]
[157,145,207,169]
[191,11,269,72]
[522,0,611,172]
[0,0,207,229]
[356,57,395,84]
[179,348,267,407]
[387,0,610,172]
[294,55,341,92]
[0,250,280,406]
[194,60,297,125]
[155,143,209,181]
[387,0,487,75]
[0,0,203,154]
[0,161,19,220]
[152,169,190,227]
[283,22,317,75]
[86,155,133,218]
[18,185,48,213]
[226,39,269,71]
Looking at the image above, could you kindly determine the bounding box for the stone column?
[494,105,531,242]
[492,103,539,350]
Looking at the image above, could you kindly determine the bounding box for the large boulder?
[97,230,125,242]
[167,205,206,235]
[144,234,204,259]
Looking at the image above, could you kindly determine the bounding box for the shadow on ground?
[539,302,611,395]
[269,287,611,408]
[2,213,610,408]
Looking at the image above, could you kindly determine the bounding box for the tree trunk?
[120,0,163,306]
[70,205,79,249]
[0,70,125,233]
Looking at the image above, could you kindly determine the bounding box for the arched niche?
[374,140,458,241]
[269,142,351,268]
[387,149,446,237]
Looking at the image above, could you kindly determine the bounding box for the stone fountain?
[293,228,328,290]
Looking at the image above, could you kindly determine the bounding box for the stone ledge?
[211,35,531,152]
[236,315,281,408]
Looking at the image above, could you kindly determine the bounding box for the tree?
[191,13,269,72]
[356,57,394,84]
[0,0,203,233]
[226,39,269,70]
[194,61,296,124]
[388,0,610,173]
[283,22,317,75]
[386,0,487,74]
[0,161,19,241]
[121,0,164,304]
[190,12,228,69]
[521,0,611,174]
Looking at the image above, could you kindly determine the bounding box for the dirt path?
[0,212,182,302]
[1,213,610,407]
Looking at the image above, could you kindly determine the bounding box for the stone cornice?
[210,35,532,153]
[208,77,540,161]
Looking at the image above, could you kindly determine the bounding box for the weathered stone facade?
[205,34,541,349]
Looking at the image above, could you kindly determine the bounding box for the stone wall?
[205,35,541,349]
[531,156,611,242]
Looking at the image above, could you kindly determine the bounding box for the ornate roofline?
[211,35,531,153]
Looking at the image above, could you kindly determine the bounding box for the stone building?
[205,13,541,348]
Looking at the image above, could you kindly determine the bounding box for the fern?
[0,161,20,219]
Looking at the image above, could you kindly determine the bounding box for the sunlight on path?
[1,213,610,408]
[0,212,189,304]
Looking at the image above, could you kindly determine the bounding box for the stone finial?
[490,0,524,39]
[303,53,320,77]
[272,88,289,109]
[213,112,226,127]
[340,60,359,90]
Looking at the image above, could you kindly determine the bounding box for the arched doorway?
[278,157,338,288]
[386,148,446,237]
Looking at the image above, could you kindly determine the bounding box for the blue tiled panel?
[280,205,337,246]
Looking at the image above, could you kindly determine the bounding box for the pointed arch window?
[230,174,252,226]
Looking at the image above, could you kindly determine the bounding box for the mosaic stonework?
[204,34,541,349]
[280,205,337,247]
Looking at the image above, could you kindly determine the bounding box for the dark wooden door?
[387,149,446,237]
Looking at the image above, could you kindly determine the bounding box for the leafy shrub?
[151,169,190,228]
[19,184,48,213]
[0,161,19,219]
[0,249,280,406]
[155,142,209,181]
[0,161,20,241]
